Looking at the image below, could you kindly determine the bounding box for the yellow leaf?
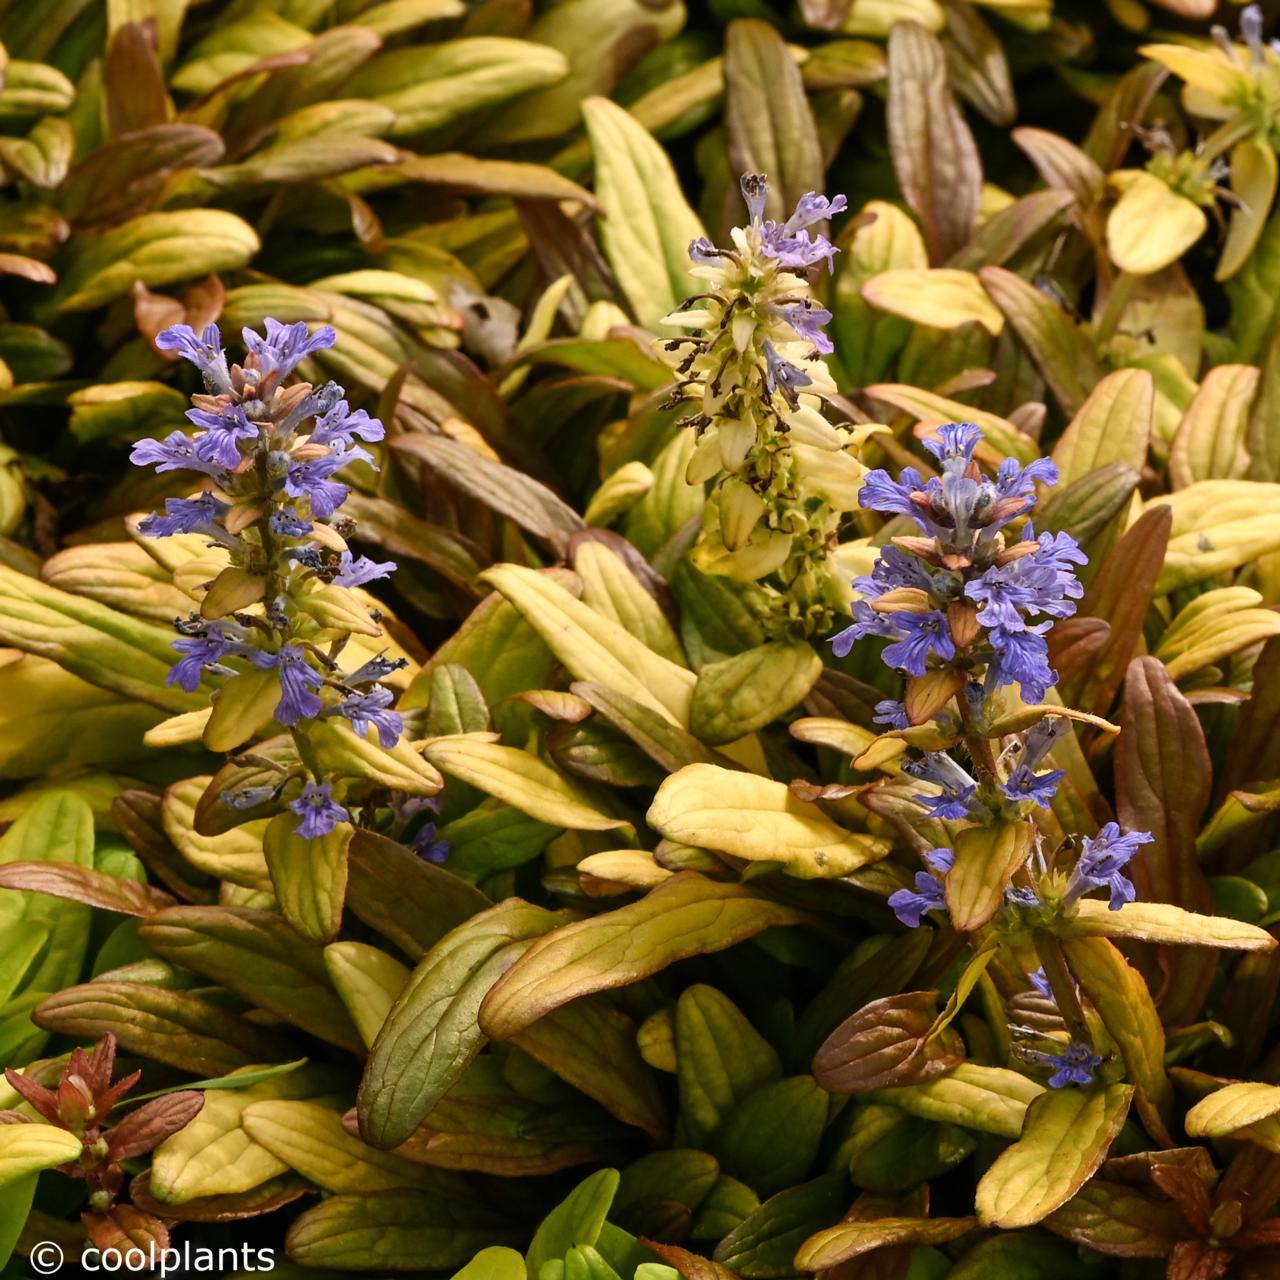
[1185,1082,1280,1137]
[578,849,673,891]
[143,708,213,748]
[0,1125,83,1188]
[1218,138,1277,281]
[163,778,270,891]
[945,823,1033,932]
[1106,171,1207,276]
[1060,899,1276,950]
[200,567,266,621]
[647,762,890,878]
[871,1063,1043,1139]
[861,268,1004,335]
[1137,43,1246,102]
[202,667,280,753]
[310,719,442,796]
[263,814,351,944]
[323,942,410,1049]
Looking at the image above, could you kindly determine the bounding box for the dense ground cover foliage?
[3,0,1280,1278]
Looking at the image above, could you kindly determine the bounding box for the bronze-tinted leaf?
[812,991,963,1093]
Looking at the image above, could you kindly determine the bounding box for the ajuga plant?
[7,1,1280,1279]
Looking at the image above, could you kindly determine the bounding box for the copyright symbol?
[30,1242,63,1274]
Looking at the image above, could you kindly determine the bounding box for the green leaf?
[582,97,705,330]
[356,899,561,1147]
[138,906,363,1052]
[945,822,1033,932]
[975,1084,1133,1228]
[713,1174,848,1278]
[526,1169,620,1280]
[0,791,94,1000]
[717,1076,828,1196]
[690,642,822,745]
[677,984,782,1147]
[287,1188,514,1270]
[724,20,822,223]
[323,943,410,1050]
[0,1173,36,1269]
[262,816,351,945]
[648,763,890,878]
[1036,461,1141,548]
[479,873,807,1039]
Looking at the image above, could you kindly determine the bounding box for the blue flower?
[998,764,1065,808]
[188,404,258,469]
[167,622,253,693]
[740,172,769,223]
[762,340,813,403]
[410,821,450,864]
[252,644,325,726]
[853,546,935,599]
[921,423,982,463]
[156,323,231,393]
[759,188,847,272]
[873,699,910,729]
[138,492,229,539]
[987,624,1057,702]
[333,551,396,588]
[281,452,350,519]
[829,600,896,658]
[1044,1041,1103,1089]
[886,848,954,928]
[130,431,227,480]
[290,781,349,839]
[346,654,409,685]
[221,784,279,810]
[1069,822,1154,910]
[858,465,932,528]
[312,400,385,448]
[882,610,955,676]
[688,236,725,265]
[270,508,313,538]
[1028,967,1053,999]
[906,754,978,820]
[335,685,402,748]
[242,319,336,379]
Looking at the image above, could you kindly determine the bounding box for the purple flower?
[332,551,396,588]
[999,764,1065,808]
[1044,1041,1103,1089]
[138,492,229,539]
[188,404,258,469]
[167,622,253,693]
[966,532,1085,631]
[410,821,450,864]
[688,236,724,265]
[873,699,910,729]
[886,848,953,928]
[290,781,349,839]
[1069,822,1154,911]
[829,600,896,659]
[312,400,385,448]
[882,610,955,676]
[758,188,847,273]
[130,431,227,480]
[252,644,324,726]
[1028,967,1053,999]
[741,173,769,223]
[859,466,928,523]
[270,508,313,538]
[335,685,402,749]
[242,319,336,378]
[156,323,231,393]
[853,546,934,599]
[282,452,350,519]
[762,340,812,403]
[774,302,833,354]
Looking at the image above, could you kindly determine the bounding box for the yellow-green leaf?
[203,667,280,753]
[795,1216,976,1271]
[422,737,629,833]
[690,642,822,745]
[263,814,351,945]
[976,1084,1134,1228]
[945,822,1033,932]
[1169,364,1258,490]
[1051,368,1153,490]
[1106,172,1206,276]
[1185,1082,1280,1137]
[861,268,1004,335]
[647,763,890,878]
[323,942,410,1049]
[0,1125,84,1188]
[1059,899,1276,950]
[479,873,807,1039]
[870,1063,1043,1139]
